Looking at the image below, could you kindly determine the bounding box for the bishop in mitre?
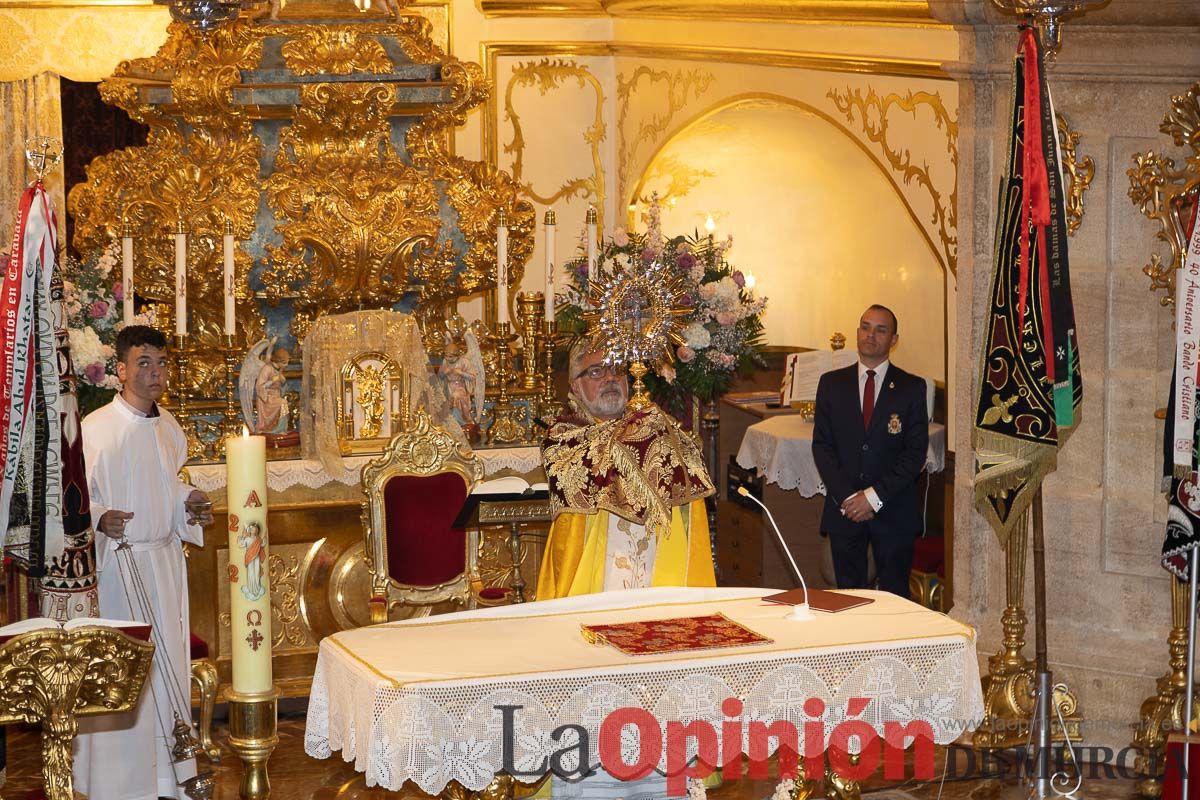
[536,341,716,598]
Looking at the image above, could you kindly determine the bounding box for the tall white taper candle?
[544,209,556,321]
[174,220,187,336]
[585,206,598,295]
[121,221,134,323]
[497,209,509,326]
[223,220,236,336]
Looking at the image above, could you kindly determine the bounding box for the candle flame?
[744,272,756,290]
[241,424,250,438]
[704,214,716,234]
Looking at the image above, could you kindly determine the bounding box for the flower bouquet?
[61,242,153,415]
[557,199,766,412]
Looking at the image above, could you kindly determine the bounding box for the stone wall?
[933,0,1200,753]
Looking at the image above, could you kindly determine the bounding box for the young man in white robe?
[73,325,214,800]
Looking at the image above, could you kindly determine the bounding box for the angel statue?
[439,318,484,443]
[239,337,296,444]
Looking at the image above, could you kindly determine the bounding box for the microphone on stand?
[736,486,815,622]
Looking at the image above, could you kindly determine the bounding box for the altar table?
[305,586,983,795]
[736,417,946,497]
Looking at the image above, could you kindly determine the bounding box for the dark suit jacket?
[811,362,929,539]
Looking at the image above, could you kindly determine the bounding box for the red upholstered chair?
[908,534,945,611]
[361,407,489,623]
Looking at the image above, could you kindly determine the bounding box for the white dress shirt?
[857,359,890,513]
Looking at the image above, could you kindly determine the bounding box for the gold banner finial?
[24,136,62,183]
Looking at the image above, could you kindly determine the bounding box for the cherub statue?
[239,337,291,436]
[439,317,484,442]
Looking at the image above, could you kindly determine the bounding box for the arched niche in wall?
[629,94,948,385]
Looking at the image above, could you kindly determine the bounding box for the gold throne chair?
[361,407,509,623]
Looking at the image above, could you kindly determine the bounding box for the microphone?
[737,486,814,622]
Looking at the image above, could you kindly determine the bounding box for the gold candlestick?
[226,687,279,800]
[539,319,562,420]
[223,334,241,441]
[517,291,544,391]
[488,322,525,444]
[174,333,190,420]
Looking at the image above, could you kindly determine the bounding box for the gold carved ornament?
[360,406,485,622]
[617,65,714,208]
[1055,112,1094,237]
[70,20,266,396]
[503,58,608,231]
[260,81,442,339]
[1129,82,1200,308]
[827,86,958,275]
[0,626,155,800]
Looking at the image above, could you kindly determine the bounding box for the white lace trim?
[187,446,543,494]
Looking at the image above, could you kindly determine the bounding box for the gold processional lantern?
[582,258,690,412]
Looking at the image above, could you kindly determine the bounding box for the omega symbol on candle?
[239,521,267,602]
[246,609,263,626]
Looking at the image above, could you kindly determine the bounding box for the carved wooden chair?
[362,406,506,623]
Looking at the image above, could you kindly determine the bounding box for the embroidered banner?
[972,28,1082,543]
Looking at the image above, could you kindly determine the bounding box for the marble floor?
[1,711,1145,800]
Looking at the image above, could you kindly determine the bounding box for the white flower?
[684,322,711,350]
[68,327,105,372]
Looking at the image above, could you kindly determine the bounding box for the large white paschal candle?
[174,220,187,336]
[544,209,556,321]
[226,426,272,694]
[496,208,509,326]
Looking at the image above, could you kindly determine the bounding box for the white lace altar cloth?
[304,587,982,794]
[186,446,543,494]
[736,417,946,497]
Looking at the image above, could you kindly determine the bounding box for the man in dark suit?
[812,305,929,598]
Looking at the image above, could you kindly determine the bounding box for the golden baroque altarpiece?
[68,0,535,407]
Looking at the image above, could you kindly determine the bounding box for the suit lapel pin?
[888,413,901,434]
[888,381,895,389]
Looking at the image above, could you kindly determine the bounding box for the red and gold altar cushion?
[581,613,771,656]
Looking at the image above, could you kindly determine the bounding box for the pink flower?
[613,229,630,247]
[660,363,676,383]
[699,283,717,301]
[112,281,124,302]
[716,311,736,326]
[641,247,658,263]
[676,252,696,273]
[732,270,745,288]
[89,300,109,319]
[677,345,696,363]
[83,362,106,385]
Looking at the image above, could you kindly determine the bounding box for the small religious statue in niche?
[240,337,300,448]
[439,316,485,443]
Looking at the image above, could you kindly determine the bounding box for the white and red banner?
[0,182,64,567]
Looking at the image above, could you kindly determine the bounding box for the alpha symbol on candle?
[243,490,263,508]
[246,629,265,651]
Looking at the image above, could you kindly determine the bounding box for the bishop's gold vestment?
[535,404,716,600]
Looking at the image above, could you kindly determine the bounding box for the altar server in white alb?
[74,325,214,800]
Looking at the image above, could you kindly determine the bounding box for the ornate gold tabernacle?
[68,0,535,410]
